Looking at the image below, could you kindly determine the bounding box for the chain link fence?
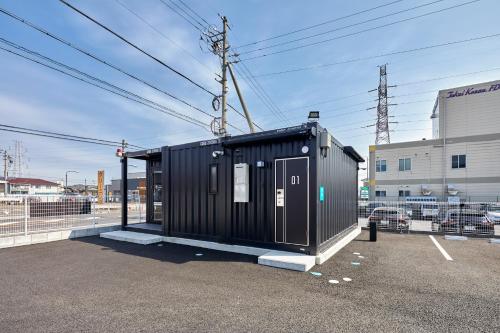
[358,200,500,237]
[0,194,145,237]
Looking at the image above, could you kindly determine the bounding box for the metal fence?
[0,194,145,237]
[358,201,500,237]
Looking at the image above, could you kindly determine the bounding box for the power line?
[238,0,445,55]
[234,62,290,124]
[0,5,250,133]
[0,38,212,128]
[238,0,481,61]
[58,0,216,96]
[253,32,500,77]
[0,123,144,148]
[177,0,211,27]
[281,65,500,114]
[58,0,263,132]
[0,44,211,130]
[234,0,405,48]
[0,7,214,122]
[113,0,213,72]
[395,67,500,86]
[167,0,208,30]
[158,0,204,32]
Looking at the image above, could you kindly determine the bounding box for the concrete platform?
[99,228,360,272]
[316,226,361,264]
[258,250,316,272]
[163,236,269,256]
[100,231,163,245]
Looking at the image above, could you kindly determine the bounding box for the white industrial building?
[369,79,500,202]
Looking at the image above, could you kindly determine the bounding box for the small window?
[451,154,466,169]
[399,158,411,171]
[209,164,218,194]
[376,159,387,172]
[398,190,410,197]
[375,190,386,197]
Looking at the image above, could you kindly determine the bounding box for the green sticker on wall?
[320,186,325,202]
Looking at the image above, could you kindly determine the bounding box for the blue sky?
[0,0,498,185]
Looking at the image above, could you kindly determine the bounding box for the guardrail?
[0,195,145,237]
[358,201,500,237]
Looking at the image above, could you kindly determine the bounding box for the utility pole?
[3,150,7,180]
[368,64,396,145]
[219,15,228,136]
[2,150,13,181]
[202,15,256,135]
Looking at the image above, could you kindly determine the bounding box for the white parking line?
[429,235,453,261]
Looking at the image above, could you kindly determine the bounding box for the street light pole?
[65,170,78,193]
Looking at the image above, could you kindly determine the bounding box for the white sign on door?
[276,189,284,207]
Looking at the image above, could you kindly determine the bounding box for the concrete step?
[258,250,316,272]
[100,231,163,245]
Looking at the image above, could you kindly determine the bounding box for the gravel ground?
[0,231,498,332]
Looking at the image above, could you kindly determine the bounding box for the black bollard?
[369,221,377,242]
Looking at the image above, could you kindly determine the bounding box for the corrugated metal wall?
[230,138,312,245]
[316,140,358,248]
[167,137,314,248]
[162,126,359,253]
[168,143,229,241]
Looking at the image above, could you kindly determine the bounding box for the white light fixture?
[308,111,320,122]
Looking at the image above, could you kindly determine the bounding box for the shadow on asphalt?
[72,236,258,265]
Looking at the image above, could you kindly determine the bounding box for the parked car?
[368,207,411,230]
[363,202,385,217]
[439,209,494,234]
[486,205,500,225]
[400,203,413,217]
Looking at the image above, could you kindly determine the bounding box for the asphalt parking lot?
[0,231,498,332]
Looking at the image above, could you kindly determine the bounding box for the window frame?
[375,190,387,197]
[451,154,466,169]
[208,164,218,194]
[398,190,410,197]
[376,159,387,172]
[399,157,411,171]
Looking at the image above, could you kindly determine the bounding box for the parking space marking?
[429,235,453,261]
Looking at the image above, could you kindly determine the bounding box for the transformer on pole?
[201,15,256,136]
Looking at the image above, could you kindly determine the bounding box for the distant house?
[8,178,63,195]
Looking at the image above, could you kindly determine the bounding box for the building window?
[451,154,466,169]
[209,164,218,194]
[399,158,411,171]
[399,190,411,197]
[376,159,387,172]
[375,190,386,197]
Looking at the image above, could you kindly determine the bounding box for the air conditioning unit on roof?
[447,184,459,196]
[421,184,432,196]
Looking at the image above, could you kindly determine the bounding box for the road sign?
[360,186,369,199]
[97,170,104,204]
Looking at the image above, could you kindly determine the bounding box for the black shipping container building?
[122,123,364,255]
